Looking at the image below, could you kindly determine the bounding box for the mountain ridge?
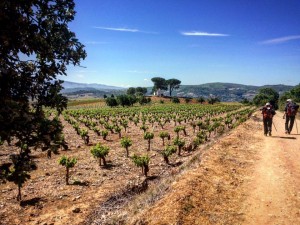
[62,81,125,90]
[61,80,294,101]
[172,82,293,101]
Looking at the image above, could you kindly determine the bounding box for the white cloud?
[93,26,158,34]
[260,35,300,45]
[94,26,139,32]
[181,31,229,37]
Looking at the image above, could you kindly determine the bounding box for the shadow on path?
[269,136,296,140]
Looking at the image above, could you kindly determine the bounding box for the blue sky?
[64,0,300,87]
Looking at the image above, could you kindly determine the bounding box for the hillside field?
[1,99,299,225]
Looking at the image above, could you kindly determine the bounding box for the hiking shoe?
[269,132,272,136]
[285,130,288,134]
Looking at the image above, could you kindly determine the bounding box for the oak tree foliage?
[253,88,279,109]
[278,83,300,109]
[0,0,86,199]
[0,0,86,148]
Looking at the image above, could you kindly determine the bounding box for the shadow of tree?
[72,180,89,186]
[169,161,183,167]
[101,161,117,170]
[146,175,159,181]
[20,197,45,207]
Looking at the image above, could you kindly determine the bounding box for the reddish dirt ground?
[1,110,299,225]
[0,104,236,225]
[241,111,300,225]
[127,111,300,224]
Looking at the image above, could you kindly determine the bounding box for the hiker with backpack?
[261,102,276,136]
[283,99,299,134]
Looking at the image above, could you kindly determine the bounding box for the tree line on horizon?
[125,77,182,97]
[103,77,182,107]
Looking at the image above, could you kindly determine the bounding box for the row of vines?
[57,103,254,179]
[0,103,255,204]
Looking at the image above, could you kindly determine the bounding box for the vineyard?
[0,100,255,225]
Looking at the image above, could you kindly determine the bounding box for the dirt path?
[242,111,300,224]
[128,111,300,224]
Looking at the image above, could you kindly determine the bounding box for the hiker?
[283,99,299,134]
[261,102,276,136]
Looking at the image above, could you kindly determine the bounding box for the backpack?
[287,102,299,116]
[262,106,275,119]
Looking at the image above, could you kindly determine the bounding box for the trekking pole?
[272,121,277,132]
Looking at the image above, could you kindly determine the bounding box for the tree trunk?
[163,156,169,164]
[85,136,89,145]
[148,140,151,151]
[66,167,69,185]
[17,181,22,201]
[47,149,52,159]
[126,147,129,157]
[101,157,106,166]
[178,146,182,156]
[144,164,149,177]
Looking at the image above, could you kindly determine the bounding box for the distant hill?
[155,83,294,102]
[61,81,294,102]
[62,81,125,90]
[61,81,126,98]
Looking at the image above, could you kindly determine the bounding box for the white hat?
[265,102,270,106]
[286,99,292,102]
